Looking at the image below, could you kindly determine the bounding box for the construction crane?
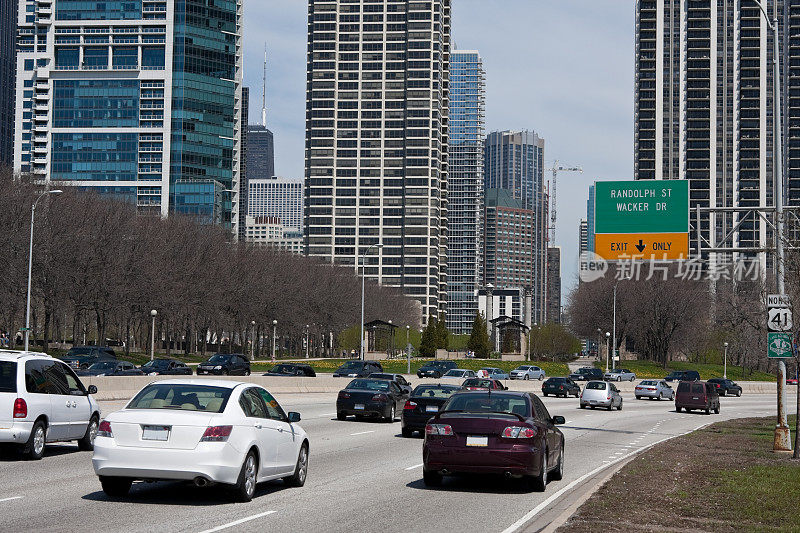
[546,161,583,244]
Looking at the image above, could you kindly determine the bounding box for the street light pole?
[360,242,383,361]
[272,319,277,362]
[605,331,611,374]
[250,321,256,361]
[723,341,729,380]
[612,284,617,371]
[24,189,62,352]
[305,324,310,359]
[150,309,157,361]
[406,325,410,374]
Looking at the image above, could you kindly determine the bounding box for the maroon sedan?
[422,391,565,491]
[461,378,506,391]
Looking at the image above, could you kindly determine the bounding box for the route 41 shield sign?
[768,307,793,332]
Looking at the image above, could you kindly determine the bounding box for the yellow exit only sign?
[594,233,689,261]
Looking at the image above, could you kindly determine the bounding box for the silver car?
[440,369,477,381]
[580,380,623,410]
[509,365,546,381]
[635,380,674,400]
[603,368,637,382]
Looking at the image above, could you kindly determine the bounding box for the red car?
[461,378,506,391]
[787,377,799,386]
[422,391,565,491]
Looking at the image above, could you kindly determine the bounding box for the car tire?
[550,445,564,481]
[222,370,229,376]
[524,374,529,380]
[539,374,544,381]
[283,443,309,488]
[736,390,742,397]
[579,403,586,409]
[385,404,396,423]
[617,401,623,411]
[676,406,681,412]
[337,412,347,421]
[78,416,99,452]
[423,468,442,487]
[543,393,548,397]
[100,476,132,498]
[714,405,720,414]
[607,403,613,411]
[402,427,413,438]
[630,376,635,382]
[231,451,258,502]
[24,420,46,460]
[244,369,251,376]
[705,407,710,415]
[617,376,622,382]
[529,450,548,492]
[636,396,642,400]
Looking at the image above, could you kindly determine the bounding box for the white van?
[0,350,100,459]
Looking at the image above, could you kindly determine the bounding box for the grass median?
[593,359,775,381]
[559,415,800,532]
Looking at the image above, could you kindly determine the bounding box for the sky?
[241,0,634,299]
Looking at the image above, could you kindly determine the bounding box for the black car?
[61,346,117,370]
[332,360,383,378]
[707,378,742,397]
[196,353,251,376]
[368,372,412,394]
[542,377,581,398]
[336,378,409,421]
[76,360,143,377]
[568,367,603,381]
[265,363,317,377]
[140,358,193,376]
[416,360,457,379]
[664,370,701,382]
[400,383,461,437]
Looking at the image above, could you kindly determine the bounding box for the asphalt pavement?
[0,389,791,533]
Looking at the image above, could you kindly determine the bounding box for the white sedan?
[92,379,309,502]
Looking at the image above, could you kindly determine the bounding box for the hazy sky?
[242,0,634,297]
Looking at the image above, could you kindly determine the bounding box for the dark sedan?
[336,378,409,422]
[265,363,317,377]
[423,391,565,491]
[461,378,506,391]
[332,360,383,378]
[196,353,251,376]
[401,384,461,437]
[568,367,603,381]
[76,360,143,377]
[707,378,742,397]
[61,346,117,370]
[417,360,457,379]
[140,358,192,375]
[542,377,581,398]
[369,372,412,394]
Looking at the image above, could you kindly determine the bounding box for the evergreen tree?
[420,317,437,357]
[435,313,449,349]
[467,312,491,358]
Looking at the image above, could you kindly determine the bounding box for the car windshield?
[347,379,389,391]
[640,380,657,385]
[577,368,592,374]
[515,366,530,371]
[463,379,494,388]
[585,382,607,390]
[127,384,232,412]
[442,392,530,417]
[443,370,463,377]
[142,359,170,369]
[270,365,295,374]
[0,361,16,393]
[339,361,363,370]
[208,355,231,363]
[88,361,117,371]
[68,347,93,356]
[412,385,458,398]
[547,378,566,383]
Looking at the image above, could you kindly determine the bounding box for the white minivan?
[0,350,100,459]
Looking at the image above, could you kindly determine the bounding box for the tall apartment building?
[446,50,484,334]
[546,246,561,324]
[579,219,588,256]
[634,0,800,265]
[304,0,451,322]
[0,0,16,166]
[483,188,535,291]
[239,86,249,242]
[586,184,595,252]
[13,0,243,232]
[484,130,547,323]
[248,177,303,230]
[246,125,275,181]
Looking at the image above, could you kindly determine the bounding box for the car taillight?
[13,398,27,418]
[425,423,453,436]
[97,420,113,437]
[559,385,564,390]
[404,401,417,410]
[338,391,351,399]
[502,426,537,439]
[200,425,232,442]
[371,393,388,402]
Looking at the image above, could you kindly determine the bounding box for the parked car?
[77,360,144,377]
[603,368,636,382]
[61,346,117,370]
[0,350,100,459]
[332,360,383,378]
[336,378,409,422]
[675,381,720,414]
[197,353,251,376]
[569,367,604,381]
[461,378,506,391]
[580,380,623,410]
[265,363,317,377]
[787,377,799,386]
[92,380,309,501]
[401,383,461,437]
[440,369,477,381]
[422,390,565,491]
[541,377,581,398]
[417,360,457,378]
[634,380,674,400]
[510,365,546,381]
[140,358,193,376]
[707,378,742,397]
[664,370,701,382]
[480,367,510,380]
[368,372,413,394]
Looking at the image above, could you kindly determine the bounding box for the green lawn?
[252,358,570,376]
[592,359,775,381]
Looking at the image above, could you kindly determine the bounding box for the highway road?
[0,389,791,533]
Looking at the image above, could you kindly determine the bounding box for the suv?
[664,370,701,382]
[61,346,116,370]
[417,360,457,378]
[0,350,100,459]
[196,353,251,376]
[76,360,143,377]
[675,381,720,414]
[333,360,383,377]
[569,367,604,381]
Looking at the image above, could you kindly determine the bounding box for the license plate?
[425,405,439,413]
[354,404,365,410]
[466,435,488,447]
[142,425,170,441]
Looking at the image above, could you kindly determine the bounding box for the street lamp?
[24,189,62,352]
[406,325,411,374]
[723,341,729,380]
[605,331,611,373]
[596,328,602,362]
[150,309,157,361]
[612,283,617,371]
[305,324,310,359]
[272,319,277,362]
[250,320,256,361]
[359,242,383,360]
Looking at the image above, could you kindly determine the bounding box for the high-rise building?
[579,219,588,256]
[239,86,250,242]
[483,188,535,291]
[0,0,16,166]
[303,0,451,322]
[546,246,561,324]
[249,177,303,231]
[586,184,595,252]
[246,125,275,182]
[484,130,547,323]
[447,50,485,334]
[13,0,243,232]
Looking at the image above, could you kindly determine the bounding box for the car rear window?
[0,362,16,393]
[677,382,691,392]
[347,379,389,391]
[412,385,458,398]
[691,383,704,394]
[640,380,657,385]
[463,379,494,388]
[547,377,566,383]
[585,382,607,390]
[443,392,530,417]
[127,384,232,412]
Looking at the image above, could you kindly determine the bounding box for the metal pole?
[150,310,157,361]
[272,320,277,362]
[305,325,309,359]
[24,202,36,352]
[251,321,256,361]
[605,332,610,374]
[723,342,728,380]
[406,325,410,374]
[612,284,617,371]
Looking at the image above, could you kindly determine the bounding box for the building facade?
[586,184,595,252]
[483,188,535,289]
[1,0,16,166]
[303,0,451,322]
[244,215,304,254]
[13,0,243,232]
[446,50,484,334]
[246,124,275,181]
[546,246,561,324]
[579,219,588,256]
[248,177,303,230]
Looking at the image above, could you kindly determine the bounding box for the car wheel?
[630,376,635,382]
[423,468,442,487]
[385,404,396,423]
[337,412,347,421]
[402,427,413,438]
[524,374,529,380]
[705,407,710,415]
[719,390,726,397]
[550,445,564,481]
[617,401,623,411]
[244,369,251,376]
[606,403,613,411]
[579,403,586,409]
[736,390,742,397]
[78,416,99,451]
[543,393,548,397]
[636,396,642,400]
[617,376,622,382]
[539,374,544,381]
[100,476,132,498]
[231,451,258,502]
[222,370,229,376]
[714,405,720,414]
[676,406,681,412]
[24,420,47,460]
[283,443,309,487]
[529,450,548,492]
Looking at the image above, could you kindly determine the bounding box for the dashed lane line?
[198,510,277,533]
[349,430,376,436]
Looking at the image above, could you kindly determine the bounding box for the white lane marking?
[350,430,375,436]
[318,412,337,418]
[0,497,22,503]
[199,510,277,533]
[501,422,714,533]
[404,463,424,471]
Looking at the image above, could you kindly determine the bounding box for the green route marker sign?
[595,180,689,234]
[767,332,793,358]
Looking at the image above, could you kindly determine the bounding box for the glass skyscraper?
[0,0,16,166]
[13,0,243,231]
[447,50,484,334]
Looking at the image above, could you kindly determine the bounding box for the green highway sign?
[595,180,689,234]
[767,332,793,358]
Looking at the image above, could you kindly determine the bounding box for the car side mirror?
[288,412,301,423]
[551,416,565,425]
[87,385,98,395]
